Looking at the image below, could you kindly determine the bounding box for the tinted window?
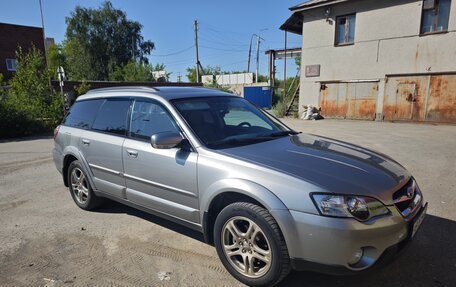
[63,99,103,129]
[130,100,179,140]
[92,99,131,136]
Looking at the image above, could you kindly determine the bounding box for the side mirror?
[150,132,184,149]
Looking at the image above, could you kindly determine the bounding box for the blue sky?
[0,0,303,81]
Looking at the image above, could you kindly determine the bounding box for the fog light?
[348,248,363,265]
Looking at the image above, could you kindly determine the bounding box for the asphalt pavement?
[0,119,455,286]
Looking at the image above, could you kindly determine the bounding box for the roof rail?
[85,86,160,94]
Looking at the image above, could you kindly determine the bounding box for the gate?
[383,74,456,123]
[320,82,378,120]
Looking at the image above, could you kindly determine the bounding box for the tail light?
[54,125,60,141]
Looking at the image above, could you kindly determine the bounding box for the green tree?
[152,63,171,82]
[47,44,66,80]
[74,80,91,96]
[186,65,222,83]
[256,74,269,83]
[186,66,198,83]
[65,1,154,80]
[294,55,301,69]
[109,61,154,82]
[1,46,63,138]
[0,73,5,97]
[8,46,51,117]
[64,38,98,80]
[153,63,166,71]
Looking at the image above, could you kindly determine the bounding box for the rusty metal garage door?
[320,82,378,120]
[383,74,456,123]
[426,75,456,122]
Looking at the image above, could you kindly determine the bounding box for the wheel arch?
[200,178,288,245]
[62,154,78,186]
[61,148,95,189]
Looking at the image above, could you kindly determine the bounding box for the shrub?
[74,80,91,96]
[272,101,285,118]
[0,46,63,139]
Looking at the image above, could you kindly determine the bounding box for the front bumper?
[290,234,412,275]
[278,203,427,273]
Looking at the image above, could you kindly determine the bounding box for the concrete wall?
[297,0,456,118]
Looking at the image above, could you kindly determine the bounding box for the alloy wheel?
[221,216,272,278]
[70,167,88,204]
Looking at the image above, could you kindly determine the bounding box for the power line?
[199,45,247,52]
[198,35,250,48]
[200,22,253,46]
[150,45,194,57]
[220,60,249,70]
[202,22,254,37]
[163,59,194,66]
[163,50,248,66]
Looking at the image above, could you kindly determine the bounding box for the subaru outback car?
[53,86,427,286]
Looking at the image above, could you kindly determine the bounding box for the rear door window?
[63,99,104,129]
[92,99,132,136]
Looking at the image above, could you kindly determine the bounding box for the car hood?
[215,133,410,203]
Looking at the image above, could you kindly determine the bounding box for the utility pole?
[255,34,260,83]
[255,29,267,83]
[247,34,256,73]
[194,19,201,83]
[39,0,51,90]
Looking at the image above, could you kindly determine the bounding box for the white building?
[281,0,456,123]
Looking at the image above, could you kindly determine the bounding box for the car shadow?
[94,200,206,244]
[278,214,456,287]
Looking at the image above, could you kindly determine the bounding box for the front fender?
[200,178,288,217]
[199,178,302,256]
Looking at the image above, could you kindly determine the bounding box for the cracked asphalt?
[0,119,455,286]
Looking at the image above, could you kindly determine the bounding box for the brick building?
[0,23,46,82]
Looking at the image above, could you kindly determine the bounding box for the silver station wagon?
[53,86,427,286]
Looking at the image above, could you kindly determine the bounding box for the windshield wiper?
[208,136,280,148]
[266,130,300,137]
[209,137,266,146]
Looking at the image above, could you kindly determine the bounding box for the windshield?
[173,96,297,149]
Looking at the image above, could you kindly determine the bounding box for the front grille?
[393,179,422,217]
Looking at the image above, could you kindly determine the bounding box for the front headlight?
[311,194,390,221]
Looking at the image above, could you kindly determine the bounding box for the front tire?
[67,160,102,210]
[214,202,290,287]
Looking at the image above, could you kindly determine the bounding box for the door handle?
[126,149,138,158]
[82,139,90,145]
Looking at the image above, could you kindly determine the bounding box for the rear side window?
[129,100,180,140]
[92,99,131,136]
[63,99,103,129]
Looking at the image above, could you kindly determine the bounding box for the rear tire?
[67,160,103,210]
[214,202,291,287]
